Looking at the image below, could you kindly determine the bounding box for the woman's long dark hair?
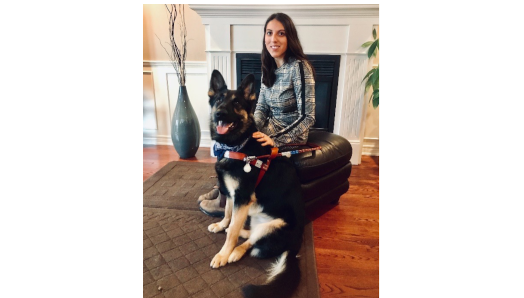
[261,13,315,87]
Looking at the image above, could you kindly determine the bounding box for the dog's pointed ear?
[240,74,256,101]
[209,70,226,97]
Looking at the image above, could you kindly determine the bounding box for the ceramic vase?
[171,86,200,158]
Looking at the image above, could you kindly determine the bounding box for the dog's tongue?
[216,121,231,134]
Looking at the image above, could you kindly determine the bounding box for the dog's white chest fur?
[222,174,239,199]
[249,203,275,226]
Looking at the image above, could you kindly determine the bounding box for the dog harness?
[224,143,322,188]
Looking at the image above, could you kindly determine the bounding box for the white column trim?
[207,52,232,87]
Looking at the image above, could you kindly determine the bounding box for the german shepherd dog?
[207,70,305,298]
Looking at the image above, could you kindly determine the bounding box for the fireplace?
[236,53,340,132]
[190,4,379,164]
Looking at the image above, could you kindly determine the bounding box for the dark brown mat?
[144,161,320,298]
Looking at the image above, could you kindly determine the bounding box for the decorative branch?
[158,4,187,86]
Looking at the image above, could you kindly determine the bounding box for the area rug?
[144,161,320,298]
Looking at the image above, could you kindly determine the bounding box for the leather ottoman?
[283,130,352,215]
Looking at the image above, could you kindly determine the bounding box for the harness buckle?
[243,156,257,162]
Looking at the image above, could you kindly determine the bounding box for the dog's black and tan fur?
[207,70,305,298]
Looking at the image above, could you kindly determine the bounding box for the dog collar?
[213,138,249,160]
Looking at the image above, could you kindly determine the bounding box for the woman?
[199,12,316,216]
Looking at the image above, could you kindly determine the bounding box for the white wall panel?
[143,72,157,130]
[143,61,211,146]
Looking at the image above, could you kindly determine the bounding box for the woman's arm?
[270,61,315,147]
[254,77,270,130]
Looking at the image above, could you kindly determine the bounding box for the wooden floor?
[144,145,379,298]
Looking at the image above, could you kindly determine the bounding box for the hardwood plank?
[313,153,379,298]
[143,145,379,297]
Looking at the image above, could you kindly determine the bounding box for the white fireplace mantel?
[190,4,379,18]
[190,4,379,165]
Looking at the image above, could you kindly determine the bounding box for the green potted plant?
[362,28,379,108]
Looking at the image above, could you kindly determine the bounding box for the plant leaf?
[372,89,379,109]
[373,28,377,40]
[372,94,379,108]
[365,77,373,91]
[362,68,375,84]
[368,40,378,58]
[370,88,379,106]
[372,66,379,89]
[370,89,379,108]
[370,71,377,88]
[362,41,373,48]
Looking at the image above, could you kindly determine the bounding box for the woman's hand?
[252,132,275,147]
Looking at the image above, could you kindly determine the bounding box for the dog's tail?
[241,250,300,298]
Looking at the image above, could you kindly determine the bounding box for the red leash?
[224,143,321,187]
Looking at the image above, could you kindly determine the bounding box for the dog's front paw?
[228,246,247,263]
[210,253,229,268]
[208,222,225,233]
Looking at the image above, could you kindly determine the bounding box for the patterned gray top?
[254,57,316,147]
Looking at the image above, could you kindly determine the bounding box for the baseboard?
[362,137,379,156]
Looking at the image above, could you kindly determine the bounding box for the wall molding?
[143,61,207,73]
[143,130,212,147]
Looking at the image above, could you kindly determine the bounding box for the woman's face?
[265,19,288,64]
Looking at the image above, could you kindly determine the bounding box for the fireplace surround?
[190,4,379,164]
